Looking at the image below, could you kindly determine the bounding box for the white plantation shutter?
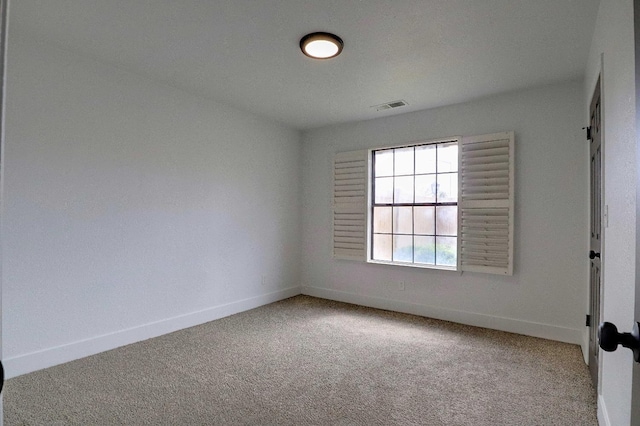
[333,150,369,260]
[459,132,514,275]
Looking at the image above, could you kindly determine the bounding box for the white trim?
[581,328,589,364]
[598,394,611,426]
[0,2,10,422]
[368,136,461,268]
[368,259,457,272]
[596,54,605,398]
[302,285,582,344]
[3,287,301,379]
[371,135,460,152]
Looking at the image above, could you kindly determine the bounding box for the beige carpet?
[4,295,597,425]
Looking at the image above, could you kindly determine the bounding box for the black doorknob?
[589,250,601,259]
[598,322,640,362]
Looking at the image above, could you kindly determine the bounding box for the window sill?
[367,259,458,272]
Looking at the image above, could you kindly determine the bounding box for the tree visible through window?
[371,141,458,267]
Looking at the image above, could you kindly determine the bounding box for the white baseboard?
[302,286,583,345]
[598,394,610,426]
[7,286,585,379]
[4,287,301,379]
[581,328,590,364]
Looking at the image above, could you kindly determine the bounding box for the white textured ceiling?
[10,0,600,130]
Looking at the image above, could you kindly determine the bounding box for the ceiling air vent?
[372,100,408,112]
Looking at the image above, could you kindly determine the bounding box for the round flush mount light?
[300,32,344,59]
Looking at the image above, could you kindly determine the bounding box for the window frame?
[367,137,461,271]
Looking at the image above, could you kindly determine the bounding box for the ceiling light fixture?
[300,32,344,59]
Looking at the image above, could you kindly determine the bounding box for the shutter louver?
[333,150,368,260]
[459,132,514,275]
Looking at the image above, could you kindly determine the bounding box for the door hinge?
[586,314,591,327]
[582,126,592,140]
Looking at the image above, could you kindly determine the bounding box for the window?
[371,141,459,267]
[332,131,514,276]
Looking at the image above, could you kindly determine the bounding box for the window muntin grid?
[371,141,458,267]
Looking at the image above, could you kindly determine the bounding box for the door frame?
[0,0,8,424]
[632,1,640,423]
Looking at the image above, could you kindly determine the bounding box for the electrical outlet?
[261,275,267,286]
[398,281,405,291]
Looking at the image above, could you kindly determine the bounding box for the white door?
[625,2,640,424]
[596,3,640,424]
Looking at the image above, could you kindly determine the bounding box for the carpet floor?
[4,295,597,425]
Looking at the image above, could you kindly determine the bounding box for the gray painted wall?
[300,80,588,346]
[4,9,614,422]
[2,36,302,377]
